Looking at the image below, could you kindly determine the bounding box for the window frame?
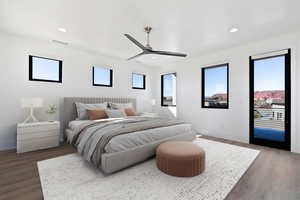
[201,63,229,109]
[249,49,291,151]
[92,66,113,87]
[161,73,177,107]
[132,73,146,90]
[29,55,63,83]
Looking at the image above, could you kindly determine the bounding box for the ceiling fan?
[125,26,187,60]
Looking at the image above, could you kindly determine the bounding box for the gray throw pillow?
[105,109,126,118]
[110,102,133,110]
[75,102,107,120]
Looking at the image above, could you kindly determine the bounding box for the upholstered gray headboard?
[63,97,136,130]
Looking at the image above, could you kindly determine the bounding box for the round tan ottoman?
[156,141,205,177]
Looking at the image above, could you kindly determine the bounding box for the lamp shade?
[21,98,43,108]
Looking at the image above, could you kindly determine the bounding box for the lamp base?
[22,107,39,123]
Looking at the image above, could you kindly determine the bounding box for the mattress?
[66,119,192,154]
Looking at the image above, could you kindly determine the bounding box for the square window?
[93,66,113,87]
[202,64,229,108]
[132,73,145,89]
[29,55,62,83]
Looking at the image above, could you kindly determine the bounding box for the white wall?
[1,31,300,153]
[0,32,157,150]
[155,32,300,153]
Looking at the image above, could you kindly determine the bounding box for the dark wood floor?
[0,145,75,200]
[0,137,299,200]
[203,136,300,200]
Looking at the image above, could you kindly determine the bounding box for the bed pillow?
[75,102,107,120]
[124,108,137,116]
[105,109,126,118]
[110,102,133,110]
[87,109,108,120]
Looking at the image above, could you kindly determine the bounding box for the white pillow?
[110,102,133,110]
[105,109,126,118]
[75,102,107,120]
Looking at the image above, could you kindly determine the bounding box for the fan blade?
[150,50,187,57]
[127,52,145,60]
[124,34,146,50]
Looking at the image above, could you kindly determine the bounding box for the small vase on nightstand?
[45,104,57,122]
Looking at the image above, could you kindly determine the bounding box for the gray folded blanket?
[71,117,184,168]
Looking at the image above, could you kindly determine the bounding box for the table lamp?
[21,98,43,123]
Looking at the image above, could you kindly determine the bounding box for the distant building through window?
[93,66,113,87]
[29,55,62,83]
[202,64,229,108]
[250,50,291,148]
[161,73,176,106]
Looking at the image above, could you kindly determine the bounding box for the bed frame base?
[101,131,195,174]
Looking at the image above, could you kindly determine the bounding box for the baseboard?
[0,145,16,151]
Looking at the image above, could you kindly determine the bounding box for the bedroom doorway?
[249,49,291,151]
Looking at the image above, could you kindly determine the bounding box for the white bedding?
[66,119,193,154]
[68,120,89,131]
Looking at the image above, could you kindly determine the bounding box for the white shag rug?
[38,138,260,200]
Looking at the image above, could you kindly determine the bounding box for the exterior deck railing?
[254,108,285,130]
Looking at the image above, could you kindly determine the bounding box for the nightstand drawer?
[17,130,59,140]
[17,136,59,153]
[18,125,59,134]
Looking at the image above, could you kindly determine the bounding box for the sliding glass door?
[249,49,291,150]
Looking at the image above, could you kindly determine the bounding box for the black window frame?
[249,49,291,151]
[201,63,229,109]
[92,66,113,87]
[132,73,146,90]
[161,73,177,107]
[29,55,62,83]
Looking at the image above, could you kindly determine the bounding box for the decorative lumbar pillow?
[105,109,127,118]
[110,102,133,110]
[75,102,107,120]
[124,108,137,116]
[87,109,108,120]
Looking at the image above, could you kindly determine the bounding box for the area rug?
[38,138,260,200]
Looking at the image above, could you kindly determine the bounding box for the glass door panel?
[250,50,291,150]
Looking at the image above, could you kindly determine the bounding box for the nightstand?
[17,121,60,153]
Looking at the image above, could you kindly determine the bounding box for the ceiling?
[1,0,300,66]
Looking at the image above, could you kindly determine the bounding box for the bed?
[63,97,195,174]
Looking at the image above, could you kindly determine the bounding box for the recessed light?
[229,27,239,33]
[58,28,67,33]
